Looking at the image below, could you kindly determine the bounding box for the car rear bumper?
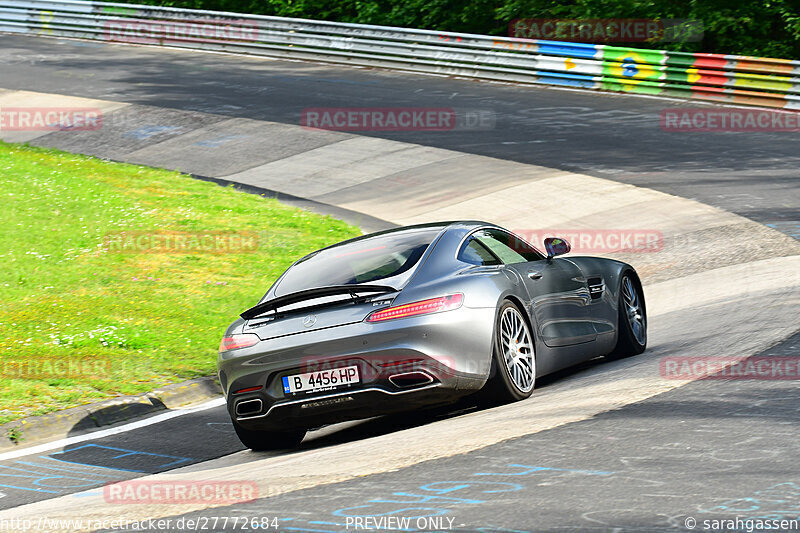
[218,306,495,429]
[232,382,469,431]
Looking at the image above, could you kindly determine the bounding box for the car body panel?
[219,221,642,431]
[509,257,596,347]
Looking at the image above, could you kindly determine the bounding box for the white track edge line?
[0,397,226,463]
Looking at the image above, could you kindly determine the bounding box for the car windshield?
[273,227,443,296]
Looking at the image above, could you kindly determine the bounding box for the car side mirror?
[544,237,571,259]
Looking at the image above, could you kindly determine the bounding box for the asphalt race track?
[0,33,799,532]
[1,331,799,530]
[0,34,798,239]
[133,331,800,533]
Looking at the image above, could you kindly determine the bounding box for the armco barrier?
[1,0,798,110]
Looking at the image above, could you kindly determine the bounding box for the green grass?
[0,142,361,424]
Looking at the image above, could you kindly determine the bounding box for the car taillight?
[219,334,260,351]
[233,385,263,394]
[366,294,463,323]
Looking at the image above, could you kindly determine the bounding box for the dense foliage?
[115,0,800,58]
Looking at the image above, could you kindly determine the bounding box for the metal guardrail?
[1,0,799,110]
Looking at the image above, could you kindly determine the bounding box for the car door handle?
[527,270,543,280]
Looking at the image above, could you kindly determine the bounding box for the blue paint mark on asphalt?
[0,463,96,492]
[16,458,117,478]
[193,134,249,147]
[0,455,128,495]
[50,444,192,472]
[370,492,484,505]
[474,464,613,476]
[333,505,448,519]
[325,464,614,527]
[419,481,523,494]
[697,481,800,522]
[766,222,800,239]
[0,482,59,494]
[124,125,183,140]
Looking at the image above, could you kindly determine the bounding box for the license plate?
[282,365,360,395]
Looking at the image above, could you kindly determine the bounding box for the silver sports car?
[218,221,647,450]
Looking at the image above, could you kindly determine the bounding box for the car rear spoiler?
[240,284,398,319]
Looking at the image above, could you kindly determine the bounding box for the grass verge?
[0,141,361,425]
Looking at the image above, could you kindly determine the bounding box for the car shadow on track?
[159,355,617,478]
[223,355,612,459]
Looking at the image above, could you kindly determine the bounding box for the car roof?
[311,220,493,254]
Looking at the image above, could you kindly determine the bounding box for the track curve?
[0,34,798,239]
[0,32,798,533]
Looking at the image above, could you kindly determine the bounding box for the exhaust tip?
[235,398,263,417]
[388,371,434,388]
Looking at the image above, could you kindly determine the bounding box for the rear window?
[273,227,442,296]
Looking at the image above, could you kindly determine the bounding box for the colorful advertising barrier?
[1,0,798,111]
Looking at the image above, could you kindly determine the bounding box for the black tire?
[607,273,647,360]
[481,301,536,404]
[232,421,306,451]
